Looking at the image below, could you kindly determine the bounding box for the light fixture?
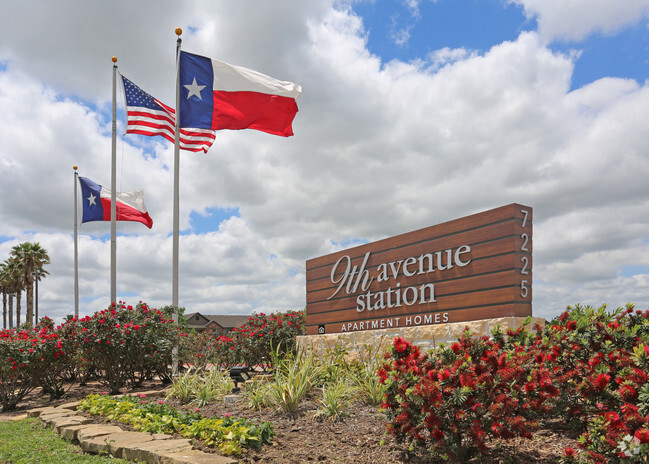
[229,366,250,393]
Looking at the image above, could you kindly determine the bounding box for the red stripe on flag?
[100,198,153,229]
[211,91,298,137]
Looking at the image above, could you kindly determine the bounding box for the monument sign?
[305,204,532,335]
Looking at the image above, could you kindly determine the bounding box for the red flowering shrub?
[382,304,649,463]
[527,304,649,463]
[210,335,239,369]
[380,331,557,461]
[231,310,306,370]
[178,330,239,370]
[76,302,181,394]
[0,319,72,410]
[30,317,75,400]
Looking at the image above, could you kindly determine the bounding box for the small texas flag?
[78,177,153,229]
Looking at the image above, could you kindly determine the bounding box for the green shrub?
[266,345,320,414]
[314,378,355,421]
[78,393,273,456]
[241,375,273,410]
[231,310,306,370]
[76,302,181,394]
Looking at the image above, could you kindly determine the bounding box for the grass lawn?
[0,417,134,464]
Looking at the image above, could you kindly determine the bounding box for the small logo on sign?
[318,325,325,334]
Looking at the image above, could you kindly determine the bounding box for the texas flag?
[78,177,153,229]
[178,51,302,137]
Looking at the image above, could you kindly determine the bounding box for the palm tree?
[3,257,23,328]
[0,261,9,329]
[10,242,50,327]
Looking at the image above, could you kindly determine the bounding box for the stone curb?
[27,392,236,464]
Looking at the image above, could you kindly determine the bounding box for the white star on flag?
[184,78,205,100]
[87,192,97,206]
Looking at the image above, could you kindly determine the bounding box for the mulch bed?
[0,380,580,463]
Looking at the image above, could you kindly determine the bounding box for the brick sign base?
[298,316,546,359]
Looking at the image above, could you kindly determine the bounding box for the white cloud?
[509,0,649,42]
[0,1,648,326]
[429,47,473,70]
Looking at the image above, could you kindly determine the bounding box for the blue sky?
[354,0,649,90]
[1,0,649,323]
[355,0,535,60]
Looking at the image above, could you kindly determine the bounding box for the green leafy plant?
[194,368,233,407]
[166,368,199,403]
[241,375,273,410]
[166,367,233,406]
[314,378,356,421]
[78,393,273,456]
[351,354,386,406]
[266,345,320,414]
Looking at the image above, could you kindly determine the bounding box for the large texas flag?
[78,177,153,229]
[178,51,302,137]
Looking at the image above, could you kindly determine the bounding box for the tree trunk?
[8,294,13,329]
[15,290,21,327]
[2,292,6,329]
[25,279,33,328]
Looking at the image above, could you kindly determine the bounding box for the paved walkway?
[20,391,236,464]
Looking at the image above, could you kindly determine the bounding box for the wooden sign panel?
[305,204,532,335]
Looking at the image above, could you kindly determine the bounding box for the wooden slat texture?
[305,204,532,334]
[307,236,529,296]
[307,286,529,324]
[307,204,531,270]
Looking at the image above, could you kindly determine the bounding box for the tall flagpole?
[73,166,79,317]
[111,57,118,306]
[172,28,183,375]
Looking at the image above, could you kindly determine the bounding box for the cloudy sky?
[1,0,649,323]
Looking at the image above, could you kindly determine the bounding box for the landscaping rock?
[121,438,193,463]
[27,406,63,417]
[59,423,95,441]
[76,424,123,443]
[158,450,237,464]
[49,414,92,432]
[57,400,82,410]
[79,433,115,455]
[39,409,80,426]
[104,431,156,459]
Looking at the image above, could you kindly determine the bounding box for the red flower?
[634,428,649,444]
[524,382,536,393]
[593,373,610,390]
[618,384,637,401]
[564,447,577,457]
[393,337,409,354]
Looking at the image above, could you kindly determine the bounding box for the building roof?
[185,312,250,330]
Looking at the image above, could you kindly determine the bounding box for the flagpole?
[111,56,118,307]
[172,28,182,376]
[73,166,79,317]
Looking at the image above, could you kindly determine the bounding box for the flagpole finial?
[73,165,78,171]
[175,27,182,36]
[112,56,117,63]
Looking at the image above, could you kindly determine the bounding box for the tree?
[0,262,10,329]
[10,242,50,327]
[3,258,23,328]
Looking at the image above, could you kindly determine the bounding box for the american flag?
[121,75,216,153]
